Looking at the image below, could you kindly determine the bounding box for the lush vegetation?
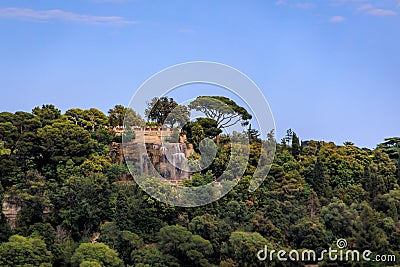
[0,102,399,266]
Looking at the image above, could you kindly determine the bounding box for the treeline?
[0,103,399,266]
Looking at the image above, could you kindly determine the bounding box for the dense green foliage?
[145,97,189,127]
[0,235,52,266]
[0,104,399,266]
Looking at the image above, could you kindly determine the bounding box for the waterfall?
[173,143,181,154]
[162,143,188,179]
[160,145,167,155]
[140,142,188,179]
[172,152,188,179]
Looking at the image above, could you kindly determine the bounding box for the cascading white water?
[160,145,167,155]
[172,152,186,164]
[163,143,187,179]
[172,143,181,154]
[140,142,188,179]
[163,143,186,157]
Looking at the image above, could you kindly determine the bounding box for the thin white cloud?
[357,4,373,11]
[366,8,397,16]
[275,0,286,6]
[275,1,314,9]
[354,3,398,17]
[0,7,137,25]
[292,3,314,9]
[329,15,346,22]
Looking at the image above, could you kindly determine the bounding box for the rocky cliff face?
[2,200,21,229]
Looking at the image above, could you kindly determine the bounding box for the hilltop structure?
[112,126,195,181]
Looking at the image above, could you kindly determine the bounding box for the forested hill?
[0,104,399,266]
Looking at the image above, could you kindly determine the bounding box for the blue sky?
[0,0,399,148]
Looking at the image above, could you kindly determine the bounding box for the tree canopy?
[188,96,252,128]
[109,105,145,127]
[71,242,124,267]
[0,235,53,267]
[145,97,189,127]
